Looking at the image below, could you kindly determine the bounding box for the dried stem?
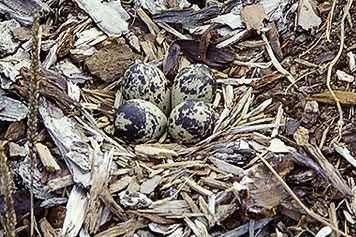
[325,0,353,142]
[28,9,41,236]
[326,0,337,41]
[0,141,17,237]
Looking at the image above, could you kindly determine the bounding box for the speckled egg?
[171,64,216,109]
[115,99,167,143]
[122,62,170,115]
[168,100,215,144]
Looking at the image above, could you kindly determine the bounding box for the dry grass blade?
[257,153,352,237]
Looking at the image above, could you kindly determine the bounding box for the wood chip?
[209,157,245,177]
[85,37,135,82]
[36,143,60,172]
[45,175,74,192]
[110,175,133,193]
[75,0,130,36]
[201,177,229,189]
[135,144,178,157]
[198,196,218,226]
[61,186,88,236]
[183,177,213,196]
[297,0,322,30]
[39,218,57,237]
[153,160,205,169]
[141,40,158,61]
[336,70,354,83]
[84,147,113,234]
[140,175,162,195]
[95,218,148,237]
[39,97,92,187]
[334,144,356,169]
[0,95,28,122]
[100,188,127,220]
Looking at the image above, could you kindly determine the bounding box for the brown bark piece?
[199,23,220,63]
[85,37,135,82]
[266,22,283,61]
[241,156,293,220]
[4,121,25,141]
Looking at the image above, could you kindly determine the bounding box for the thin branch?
[325,0,353,142]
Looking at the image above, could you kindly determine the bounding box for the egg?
[168,100,215,144]
[122,62,171,115]
[171,64,216,109]
[115,99,167,143]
